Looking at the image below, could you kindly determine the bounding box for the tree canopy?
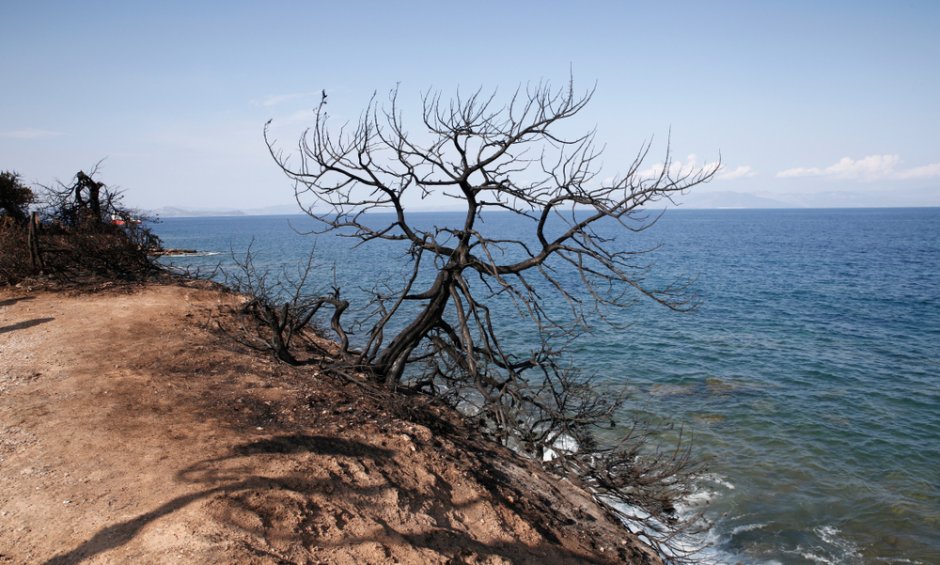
[0,170,35,224]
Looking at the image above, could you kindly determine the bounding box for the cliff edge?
[0,282,659,564]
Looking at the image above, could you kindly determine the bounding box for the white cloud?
[827,155,901,179]
[639,154,720,179]
[895,162,940,180]
[775,154,940,182]
[638,155,752,182]
[0,128,64,140]
[717,165,757,181]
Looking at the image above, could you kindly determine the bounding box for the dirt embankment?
[0,282,659,564]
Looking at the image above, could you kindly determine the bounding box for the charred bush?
[219,243,349,365]
[0,165,163,285]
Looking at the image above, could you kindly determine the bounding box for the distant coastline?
[152,204,301,217]
[151,200,940,218]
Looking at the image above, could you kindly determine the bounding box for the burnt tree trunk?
[27,212,43,273]
[264,302,299,365]
[76,171,105,223]
[373,269,455,386]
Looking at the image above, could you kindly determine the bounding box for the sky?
[2,0,939,211]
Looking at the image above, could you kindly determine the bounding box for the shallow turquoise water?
[155,208,940,564]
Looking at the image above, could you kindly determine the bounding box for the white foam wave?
[777,526,863,565]
[700,472,736,490]
[605,470,870,565]
[541,433,579,462]
[673,473,734,519]
[814,525,862,562]
[795,549,838,564]
[667,475,789,565]
[730,522,768,536]
[605,473,742,564]
[164,251,222,257]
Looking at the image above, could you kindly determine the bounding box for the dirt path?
[0,283,656,564]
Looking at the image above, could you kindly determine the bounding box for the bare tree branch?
[266,78,716,561]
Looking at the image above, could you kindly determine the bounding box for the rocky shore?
[147,248,199,257]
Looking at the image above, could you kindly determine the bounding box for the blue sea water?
[154,208,940,564]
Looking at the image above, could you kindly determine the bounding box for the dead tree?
[267,80,715,384]
[43,163,118,228]
[73,171,105,223]
[35,166,161,280]
[267,79,716,556]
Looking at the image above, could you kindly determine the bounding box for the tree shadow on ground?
[43,435,391,565]
[0,317,54,334]
[43,433,605,565]
[0,295,35,308]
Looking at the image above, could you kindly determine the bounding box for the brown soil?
[0,281,659,564]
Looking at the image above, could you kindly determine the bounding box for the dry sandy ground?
[0,282,658,564]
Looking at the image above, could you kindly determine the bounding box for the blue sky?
[2,0,939,210]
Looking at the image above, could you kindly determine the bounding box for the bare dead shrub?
[11,164,164,284]
[219,243,349,365]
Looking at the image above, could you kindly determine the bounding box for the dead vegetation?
[0,165,161,286]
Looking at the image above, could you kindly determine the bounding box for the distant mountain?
[151,188,938,217]
[672,190,797,209]
[152,204,303,217]
[246,204,306,215]
[775,188,940,209]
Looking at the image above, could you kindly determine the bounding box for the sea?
[153,207,940,564]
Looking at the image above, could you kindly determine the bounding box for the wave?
[161,251,223,258]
